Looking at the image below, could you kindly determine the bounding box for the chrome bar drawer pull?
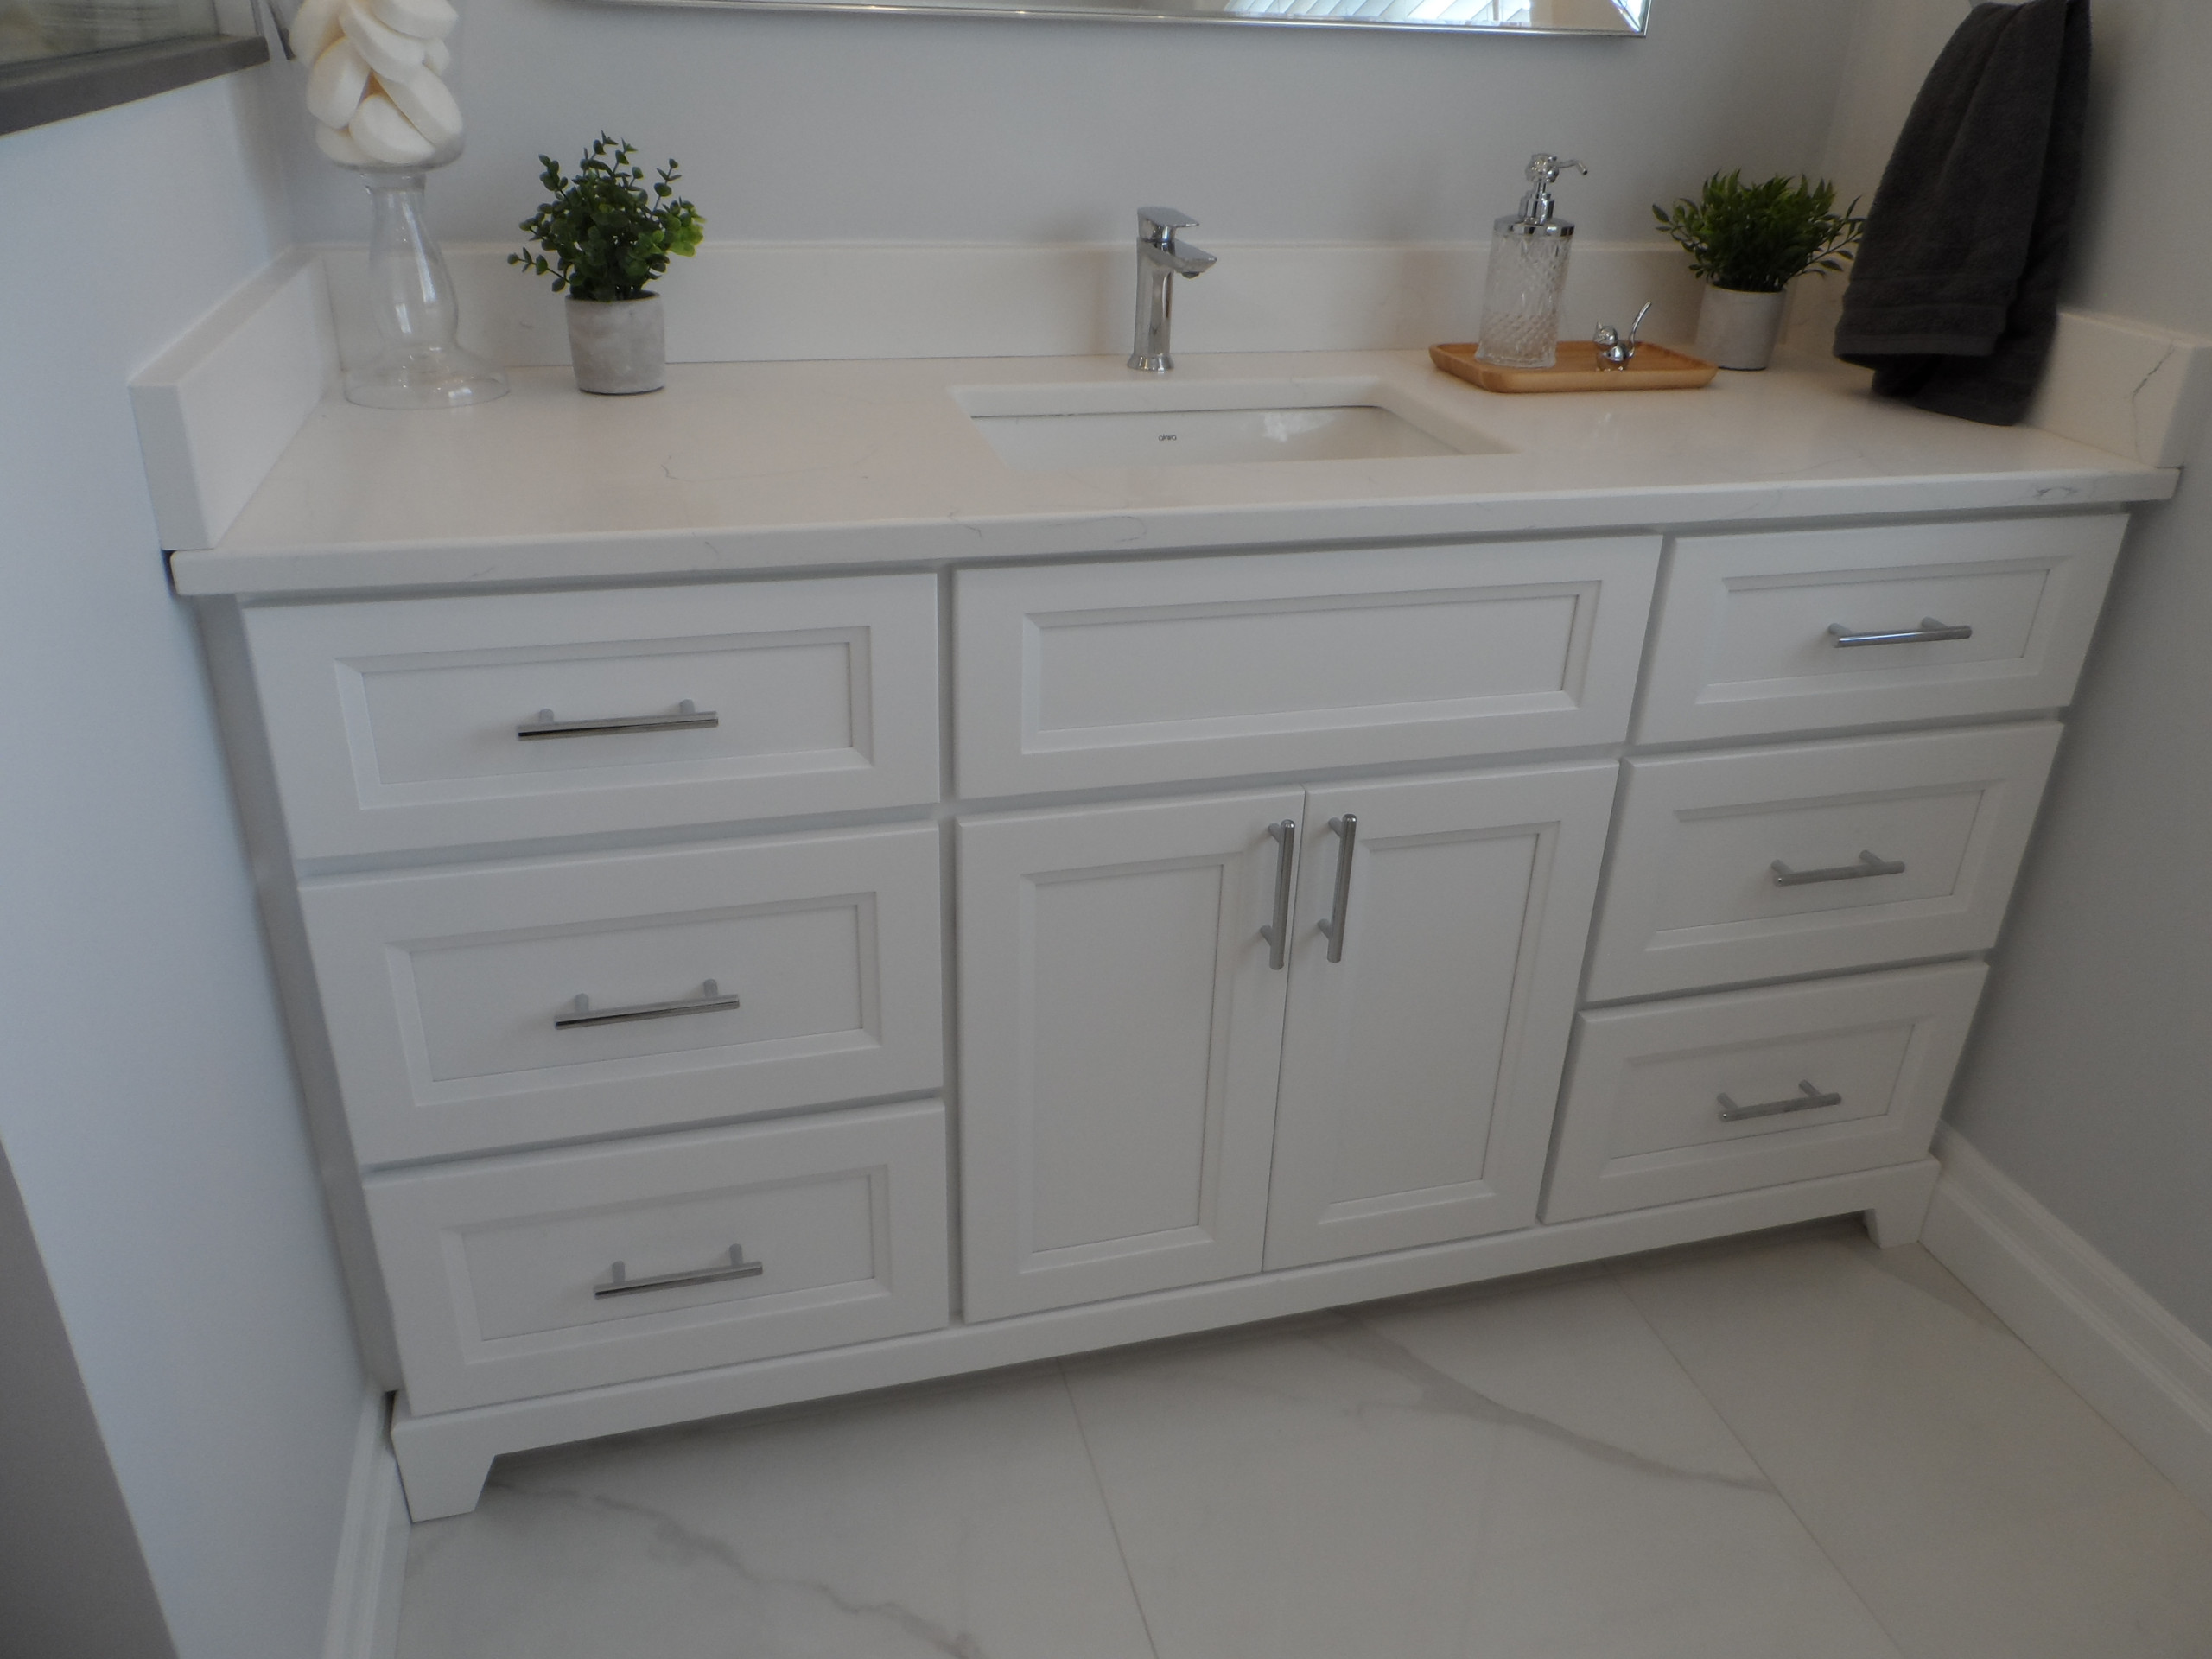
[1827,618,1974,648]
[1257,820,1297,972]
[1718,1080,1844,1122]
[1317,814,1357,964]
[517,699,720,740]
[1770,849,1907,887]
[556,979,742,1029]
[594,1244,764,1299]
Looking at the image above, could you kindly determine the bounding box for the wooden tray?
[1430,340,1718,393]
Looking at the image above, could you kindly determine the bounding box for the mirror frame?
[594,0,1649,38]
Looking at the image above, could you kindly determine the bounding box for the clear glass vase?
[343,151,508,410]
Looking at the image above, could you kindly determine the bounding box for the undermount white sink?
[955,378,1507,471]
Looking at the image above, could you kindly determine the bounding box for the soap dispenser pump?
[1475,154,1586,370]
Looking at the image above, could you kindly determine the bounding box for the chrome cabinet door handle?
[1316,814,1357,963]
[556,979,741,1029]
[1717,1080,1843,1122]
[594,1245,763,1299]
[1257,820,1297,971]
[517,699,720,740]
[1770,850,1907,887]
[1827,618,1974,648]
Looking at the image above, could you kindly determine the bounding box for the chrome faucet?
[1128,207,1217,372]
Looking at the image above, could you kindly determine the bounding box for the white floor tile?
[395,1368,1156,1659]
[1064,1281,1902,1659]
[1614,1230,2212,1659]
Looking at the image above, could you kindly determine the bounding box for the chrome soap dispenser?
[1476,154,1586,369]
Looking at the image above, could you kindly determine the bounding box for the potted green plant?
[511,135,705,394]
[1653,173,1863,371]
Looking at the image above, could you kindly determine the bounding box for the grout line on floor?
[1056,1357,1166,1659]
[1600,1249,1917,1659]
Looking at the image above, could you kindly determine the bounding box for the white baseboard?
[1924,1128,2212,1522]
[322,1387,409,1659]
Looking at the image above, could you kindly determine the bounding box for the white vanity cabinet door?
[1262,763,1617,1271]
[1587,723,2059,1001]
[957,791,1301,1321]
[366,1100,949,1414]
[302,824,943,1165]
[1542,963,1985,1222]
[954,537,1658,798]
[245,574,940,858]
[1636,516,2123,743]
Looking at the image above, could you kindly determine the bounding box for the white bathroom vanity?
[168,347,2174,1518]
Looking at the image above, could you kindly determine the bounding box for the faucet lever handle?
[1137,207,1200,242]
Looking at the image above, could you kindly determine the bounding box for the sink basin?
[955,378,1506,472]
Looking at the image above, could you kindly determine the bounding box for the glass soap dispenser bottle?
[1475,153,1587,369]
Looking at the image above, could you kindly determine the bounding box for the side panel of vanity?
[197,507,2130,1518]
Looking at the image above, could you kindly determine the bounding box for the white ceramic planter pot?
[566,296,665,395]
[1694,285,1789,372]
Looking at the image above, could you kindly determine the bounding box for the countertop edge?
[171,467,2178,599]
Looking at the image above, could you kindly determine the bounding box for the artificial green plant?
[511,134,705,302]
[1652,172,1864,294]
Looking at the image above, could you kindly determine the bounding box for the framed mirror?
[599,0,1647,36]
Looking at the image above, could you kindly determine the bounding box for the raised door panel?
[302,823,943,1164]
[1262,764,1618,1270]
[954,538,1658,797]
[246,574,940,857]
[1542,963,1986,1221]
[1586,724,2060,1001]
[957,790,1301,1320]
[1636,516,2123,743]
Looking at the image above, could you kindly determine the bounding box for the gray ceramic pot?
[566,295,666,395]
[1693,285,1788,372]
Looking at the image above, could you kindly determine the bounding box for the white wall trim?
[1924,1127,2212,1522]
[321,1388,408,1659]
[2024,309,2212,468]
[129,248,339,552]
[317,238,1707,372]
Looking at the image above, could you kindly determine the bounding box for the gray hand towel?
[1834,0,2090,426]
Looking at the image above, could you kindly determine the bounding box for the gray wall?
[0,1144,176,1659]
[278,0,1862,251]
[1946,0,2212,1341]
[0,69,370,1659]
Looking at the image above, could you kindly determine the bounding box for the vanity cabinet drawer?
[301,823,943,1165]
[365,1100,949,1414]
[1586,723,2058,1001]
[245,574,940,858]
[1541,963,1984,1223]
[954,537,1659,797]
[1636,516,2122,743]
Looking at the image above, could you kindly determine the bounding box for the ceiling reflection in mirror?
[603,0,1646,35]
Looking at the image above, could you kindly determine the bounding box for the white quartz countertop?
[169,349,2178,597]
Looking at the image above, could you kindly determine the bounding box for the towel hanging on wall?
[1834,0,2091,426]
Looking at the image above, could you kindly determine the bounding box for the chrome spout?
[1128,207,1215,372]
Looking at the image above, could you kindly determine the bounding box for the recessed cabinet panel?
[366,1101,949,1414]
[1263,764,1618,1270]
[957,791,1301,1321]
[1637,517,2123,742]
[245,575,940,857]
[955,539,1658,797]
[1587,724,2060,1000]
[1542,964,1986,1222]
[302,824,944,1165]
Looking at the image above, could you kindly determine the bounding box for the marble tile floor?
[397,1220,2212,1659]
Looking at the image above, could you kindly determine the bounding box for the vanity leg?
[1862,1158,1942,1249]
[391,1398,496,1522]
